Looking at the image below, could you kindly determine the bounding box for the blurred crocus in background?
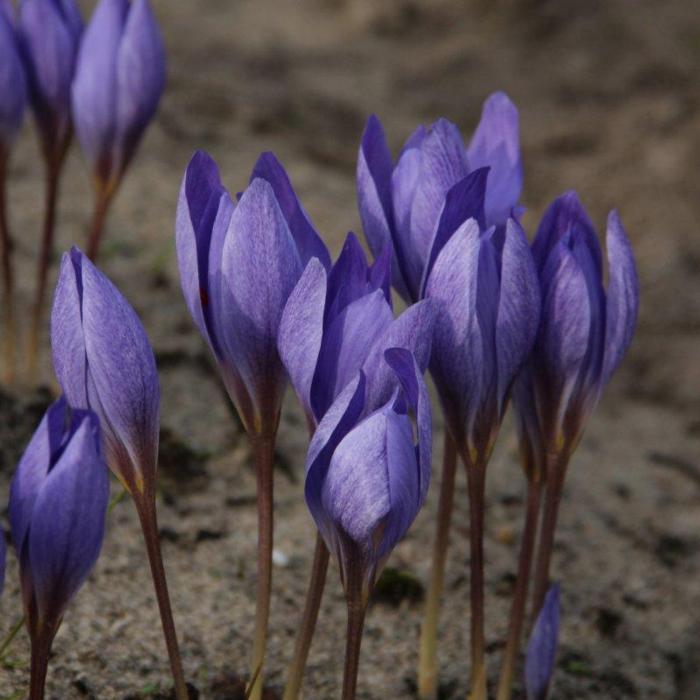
[524,584,560,700]
[176,149,327,700]
[18,0,82,375]
[277,233,435,699]
[497,193,638,697]
[358,93,534,700]
[0,0,27,383]
[9,398,109,700]
[72,0,166,261]
[51,248,189,700]
[304,348,432,700]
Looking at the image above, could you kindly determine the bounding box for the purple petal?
[278,257,328,422]
[361,299,435,411]
[78,249,160,487]
[495,219,541,408]
[357,115,409,297]
[250,151,330,270]
[71,0,126,169]
[325,232,371,324]
[532,191,602,277]
[419,167,489,297]
[305,372,366,537]
[310,289,393,419]
[369,244,392,305]
[425,218,484,445]
[525,584,560,700]
[51,251,89,408]
[602,211,639,385]
[9,398,68,559]
[114,0,165,173]
[218,178,303,431]
[0,9,27,146]
[466,91,522,226]
[28,412,109,625]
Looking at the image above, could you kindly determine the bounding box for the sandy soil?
[2,0,700,698]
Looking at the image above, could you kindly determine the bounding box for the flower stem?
[418,433,458,699]
[86,182,116,262]
[465,453,487,700]
[247,435,276,700]
[282,532,330,700]
[495,477,543,700]
[27,158,63,381]
[135,495,189,700]
[529,454,568,623]
[0,152,16,385]
[28,630,54,700]
[341,553,368,700]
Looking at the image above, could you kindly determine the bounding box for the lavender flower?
[0,2,26,152]
[18,0,82,162]
[357,92,522,302]
[72,0,165,193]
[9,398,108,698]
[278,232,435,427]
[525,584,560,700]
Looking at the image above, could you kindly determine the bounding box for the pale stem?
[86,182,116,262]
[341,553,368,700]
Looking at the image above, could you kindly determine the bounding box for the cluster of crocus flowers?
[9,398,109,699]
[0,0,165,379]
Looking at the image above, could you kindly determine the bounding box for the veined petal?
[310,289,393,419]
[278,257,328,421]
[28,412,108,625]
[466,91,522,226]
[495,218,540,409]
[361,299,435,411]
[71,0,126,167]
[325,232,371,324]
[525,584,560,700]
[425,218,483,445]
[78,250,160,484]
[250,151,330,270]
[219,178,303,428]
[602,210,639,385]
[114,0,165,173]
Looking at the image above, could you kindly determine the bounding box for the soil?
[2,0,700,698]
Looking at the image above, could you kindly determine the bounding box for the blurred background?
[1,0,699,698]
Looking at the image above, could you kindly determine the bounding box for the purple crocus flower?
[176,149,329,437]
[357,92,522,302]
[307,348,431,593]
[0,2,27,152]
[525,584,560,700]
[278,232,435,428]
[9,398,108,694]
[513,191,640,468]
[51,247,159,497]
[71,0,165,191]
[18,0,82,161]
[425,217,540,461]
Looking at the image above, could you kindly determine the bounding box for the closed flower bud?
[0,2,27,152]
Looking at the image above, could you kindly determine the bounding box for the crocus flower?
[9,397,108,698]
[306,348,431,699]
[51,247,159,497]
[278,231,435,427]
[514,192,638,625]
[0,2,26,153]
[176,148,329,700]
[525,584,560,700]
[176,149,329,438]
[50,247,189,699]
[72,0,165,195]
[357,91,521,302]
[18,0,82,162]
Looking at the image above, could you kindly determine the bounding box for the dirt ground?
[2,0,700,697]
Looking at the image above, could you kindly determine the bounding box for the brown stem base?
[495,478,543,700]
[136,496,189,700]
[341,546,368,700]
[86,184,116,262]
[282,533,330,700]
[417,434,458,699]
